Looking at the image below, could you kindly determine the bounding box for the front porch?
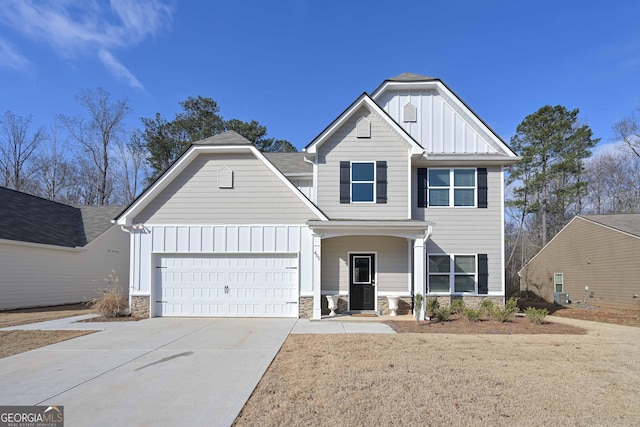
[305,220,432,320]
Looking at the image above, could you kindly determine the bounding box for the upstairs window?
[351,162,375,202]
[340,161,387,204]
[426,168,476,207]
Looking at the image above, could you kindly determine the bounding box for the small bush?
[525,307,549,325]
[463,307,482,322]
[450,299,466,314]
[434,306,453,321]
[413,293,424,323]
[425,297,440,316]
[89,271,127,318]
[479,299,495,316]
[492,297,519,323]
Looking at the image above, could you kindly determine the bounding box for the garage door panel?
[156,254,298,317]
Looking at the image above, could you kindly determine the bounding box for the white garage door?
[155,254,299,317]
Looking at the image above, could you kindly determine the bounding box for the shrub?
[413,293,424,323]
[434,306,453,321]
[463,307,482,322]
[450,299,466,314]
[479,299,495,316]
[492,297,519,323]
[89,271,127,318]
[425,297,440,316]
[525,307,549,325]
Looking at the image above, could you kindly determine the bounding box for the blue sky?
[0,0,639,150]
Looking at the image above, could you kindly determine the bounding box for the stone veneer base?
[131,295,150,318]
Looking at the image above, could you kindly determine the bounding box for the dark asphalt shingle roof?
[0,187,123,248]
[388,72,437,82]
[580,214,640,238]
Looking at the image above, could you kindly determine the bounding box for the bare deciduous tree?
[613,109,640,157]
[114,130,148,204]
[60,88,130,205]
[0,111,45,192]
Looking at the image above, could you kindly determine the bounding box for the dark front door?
[349,254,375,310]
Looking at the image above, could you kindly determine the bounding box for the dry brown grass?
[235,324,640,426]
[0,304,91,328]
[0,330,94,359]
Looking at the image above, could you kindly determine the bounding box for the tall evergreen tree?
[142,96,296,180]
[508,105,599,246]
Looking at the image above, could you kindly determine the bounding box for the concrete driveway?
[0,317,296,426]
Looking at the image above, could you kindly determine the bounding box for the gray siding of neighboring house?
[321,236,410,295]
[134,153,320,225]
[316,107,410,220]
[520,217,640,310]
[413,165,504,294]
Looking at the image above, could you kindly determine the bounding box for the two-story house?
[115,73,519,319]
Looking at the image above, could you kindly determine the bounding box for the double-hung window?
[428,254,477,293]
[418,168,487,208]
[428,169,476,207]
[351,162,375,202]
[340,161,387,204]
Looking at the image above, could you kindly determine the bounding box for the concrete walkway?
[0,317,295,427]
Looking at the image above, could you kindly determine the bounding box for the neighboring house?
[0,187,129,310]
[115,73,519,319]
[519,214,640,310]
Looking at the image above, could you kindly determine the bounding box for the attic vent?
[403,102,417,122]
[356,117,371,138]
[217,165,233,188]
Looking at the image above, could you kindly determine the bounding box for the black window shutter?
[478,254,489,294]
[340,161,350,204]
[477,168,488,208]
[376,161,387,204]
[417,168,428,208]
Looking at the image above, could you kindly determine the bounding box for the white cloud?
[0,0,172,87]
[0,38,30,70]
[99,49,143,89]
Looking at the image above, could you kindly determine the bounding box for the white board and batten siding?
[376,90,501,155]
[316,107,410,220]
[129,224,314,317]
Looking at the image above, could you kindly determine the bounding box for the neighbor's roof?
[0,187,122,248]
[580,214,640,238]
[264,153,312,175]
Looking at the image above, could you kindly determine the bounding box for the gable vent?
[356,117,371,138]
[217,165,233,188]
[403,102,417,122]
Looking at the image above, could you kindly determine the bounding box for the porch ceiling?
[307,220,432,240]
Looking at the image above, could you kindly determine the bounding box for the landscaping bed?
[386,315,585,334]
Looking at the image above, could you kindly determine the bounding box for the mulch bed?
[386,315,586,334]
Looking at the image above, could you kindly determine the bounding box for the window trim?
[350,161,376,203]
[554,273,564,293]
[427,168,477,208]
[427,253,478,295]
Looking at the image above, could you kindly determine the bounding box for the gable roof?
[0,187,122,248]
[303,92,424,157]
[115,131,328,226]
[579,214,640,238]
[387,72,437,82]
[264,153,312,175]
[371,73,519,160]
[518,213,640,275]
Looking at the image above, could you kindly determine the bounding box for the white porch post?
[413,237,426,315]
[312,234,322,320]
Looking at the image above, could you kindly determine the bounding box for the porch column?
[413,237,426,298]
[312,234,322,320]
